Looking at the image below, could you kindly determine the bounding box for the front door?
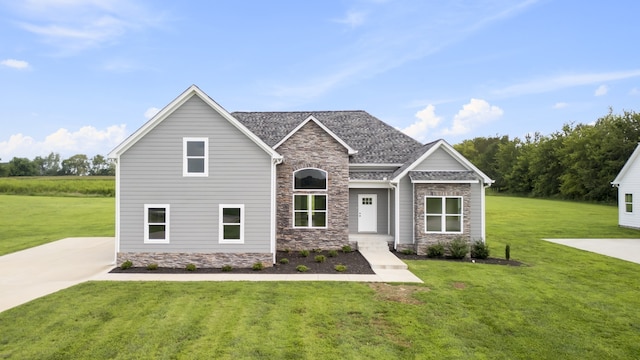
[358,194,377,232]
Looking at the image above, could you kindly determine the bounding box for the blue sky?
[1,0,640,160]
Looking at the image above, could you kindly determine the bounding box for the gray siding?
[470,182,483,240]
[348,189,389,234]
[413,147,467,171]
[119,95,273,253]
[398,176,414,244]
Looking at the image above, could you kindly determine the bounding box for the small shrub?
[328,250,338,257]
[505,244,511,261]
[279,258,289,264]
[221,264,233,272]
[426,243,445,258]
[252,262,264,271]
[146,263,158,270]
[296,265,309,272]
[300,250,310,257]
[313,248,323,253]
[120,260,133,270]
[447,237,469,259]
[334,264,347,272]
[341,245,352,253]
[284,248,291,254]
[401,249,416,255]
[185,263,197,272]
[470,241,490,259]
[314,255,326,263]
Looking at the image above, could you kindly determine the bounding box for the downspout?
[390,181,399,250]
[270,156,283,264]
[113,157,120,265]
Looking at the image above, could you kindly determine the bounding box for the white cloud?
[333,10,366,28]
[144,107,160,120]
[594,84,609,96]
[0,124,127,160]
[401,105,442,141]
[553,102,568,109]
[442,99,503,136]
[1,59,30,69]
[492,70,640,98]
[9,0,163,54]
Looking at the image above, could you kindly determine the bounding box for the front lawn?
[1,196,639,359]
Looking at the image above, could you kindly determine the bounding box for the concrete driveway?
[543,238,640,265]
[0,237,115,313]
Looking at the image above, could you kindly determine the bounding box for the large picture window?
[425,196,462,233]
[219,204,244,243]
[144,204,170,243]
[625,193,633,213]
[183,137,208,176]
[294,195,327,228]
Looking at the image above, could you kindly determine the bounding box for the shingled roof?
[231,111,423,164]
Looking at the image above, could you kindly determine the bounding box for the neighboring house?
[108,85,493,267]
[612,143,640,229]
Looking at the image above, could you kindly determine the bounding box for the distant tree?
[43,152,61,176]
[90,155,114,175]
[0,158,8,177]
[8,157,38,176]
[60,154,90,176]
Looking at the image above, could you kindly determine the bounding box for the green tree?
[9,157,38,176]
[60,154,90,176]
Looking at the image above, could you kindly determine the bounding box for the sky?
[1,0,640,160]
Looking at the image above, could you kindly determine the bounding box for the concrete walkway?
[543,238,640,265]
[0,237,421,313]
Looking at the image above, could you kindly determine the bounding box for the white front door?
[358,194,377,233]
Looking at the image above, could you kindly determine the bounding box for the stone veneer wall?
[275,120,350,250]
[413,183,471,255]
[117,252,273,268]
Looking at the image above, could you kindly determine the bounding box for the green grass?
[0,176,114,197]
[1,196,640,359]
[0,195,114,255]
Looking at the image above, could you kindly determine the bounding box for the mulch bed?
[109,250,376,274]
[393,251,524,266]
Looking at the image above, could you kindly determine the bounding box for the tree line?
[454,110,640,203]
[0,153,115,177]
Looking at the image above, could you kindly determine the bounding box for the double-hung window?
[144,204,170,243]
[293,168,327,228]
[425,196,462,233]
[183,137,208,176]
[625,193,633,213]
[219,204,244,243]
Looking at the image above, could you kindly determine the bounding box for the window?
[625,193,633,213]
[293,168,327,228]
[219,204,244,243]
[183,137,208,176]
[294,168,327,190]
[294,195,327,228]
[425,197,462,233]
[144,204,170,243]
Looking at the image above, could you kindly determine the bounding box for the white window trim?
[293,194,328,229]
[625,193,633,213]
[183,137,209,177]
[293,168,328,191]
[144,204,170,244]
[219,204,244,244]
[424,196,463,234]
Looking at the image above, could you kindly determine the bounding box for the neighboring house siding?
[413,148,467,171]
[348,188,389,234]
[275,121,350,250]
[618,158,640,228]
[118,95,272,254]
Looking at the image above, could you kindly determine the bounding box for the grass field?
[1,195,640,359]
[0,195,114,255]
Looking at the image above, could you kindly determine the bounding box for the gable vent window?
[183,137,208,176]
[293,168,327,228]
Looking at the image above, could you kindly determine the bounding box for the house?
[108,85,493,268]
[612,143,640,229]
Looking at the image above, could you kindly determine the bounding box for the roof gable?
[108,85,281,160]
[273,115,357,155]
[612,143,640,185]
[392,139,493,184]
